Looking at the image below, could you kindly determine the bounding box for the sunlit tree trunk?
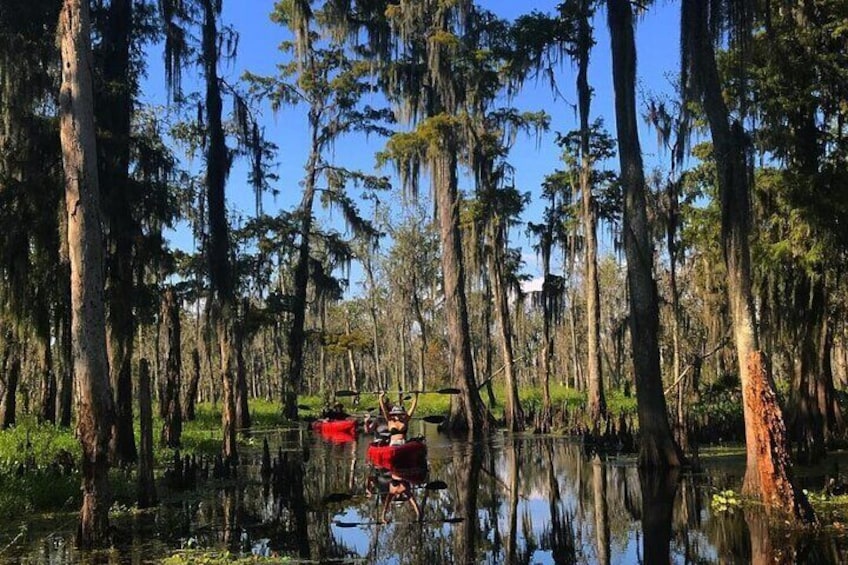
[682,0,811,521]
[608,0,682,468]
[59,0,115,546]
[437,149,489,436]
[489,222,523,431]
[578,0,606,426]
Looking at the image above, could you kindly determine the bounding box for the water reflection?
[5,429,848,563]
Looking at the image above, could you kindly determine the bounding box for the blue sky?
[142,1,682,293]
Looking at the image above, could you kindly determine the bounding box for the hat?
[389,405,406,416]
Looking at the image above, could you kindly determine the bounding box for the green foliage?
[711,489,742,514]
[163,550,295,564]
[0,417,80,466]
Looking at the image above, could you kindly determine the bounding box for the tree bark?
[137,358,156,508]
[235,316,251,431]
[578,0,606,426]
[38,333,56,424]
[161,286,182,448]
[284,131,318,420]
[1,347,20,429]
[98,0,137,468]
[608,0,682,468]
[201,0,237,462]
[183,347,201,421]
[682,0,811,521]
[436,148,489,436]
[59,0,115,547]
[489,223,523,431]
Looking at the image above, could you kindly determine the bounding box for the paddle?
[335,516,464,528]
[335,388,461,398]
[323,480,448,505]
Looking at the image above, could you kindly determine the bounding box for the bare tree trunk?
[235,317,250,431]
[59,0,115,546]
[682,0,811,521]
[137,358,156,508]
[284,143,317,419]
[201,0,237,462]
[608,0,682,468]
[58,306,73,428]
[99,0,137,468]
[436,149,489,436]
[38,333,56,424]
[577,0,606,427]
[412,287,427,392]
[1,347,19,429]
[183,348,201,421]
[363,253,384,389]
[161,286,182,448]
[490,225,523,431]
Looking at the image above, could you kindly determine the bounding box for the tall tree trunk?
[363,252,384,389]
[183,347,201,421]
[59,0,115,546]
[201,0,237,462]
[820,311,843,441]
[99,0,137,467]
[682,0,811,521]
[38,332,56,424]
[578,0,606,426]
[58,294,73,428]
[608,0,682,468]
[411,286,427,392]
[436,149,489,436]
[235,317,251,431]
[789,276,825,463]
[284,144,317,419]
[161,286,182,448]
[490,224,523,431]
[1,345,20,429]
[137,358,156,508]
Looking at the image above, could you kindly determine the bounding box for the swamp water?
[2,423,848,564]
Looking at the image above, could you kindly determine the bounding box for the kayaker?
[322,402,349,421]
[379,391,419,445]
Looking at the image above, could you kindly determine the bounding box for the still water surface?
[3,421,848,563]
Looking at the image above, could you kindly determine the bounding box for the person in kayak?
[379,391,419,445]
[322,401,349,421]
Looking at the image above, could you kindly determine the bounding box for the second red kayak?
[312,418,358,435]
[367,438,427,469]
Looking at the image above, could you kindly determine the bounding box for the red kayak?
[367,438,427,470]
[312,418,358,436]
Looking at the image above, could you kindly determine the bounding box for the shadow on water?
[5,427,848,563]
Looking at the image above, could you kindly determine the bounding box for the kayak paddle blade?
[425,480,448,490]
[422,415,445,424]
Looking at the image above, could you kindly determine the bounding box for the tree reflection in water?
[8,431,848,562]
[639,466,679,565]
